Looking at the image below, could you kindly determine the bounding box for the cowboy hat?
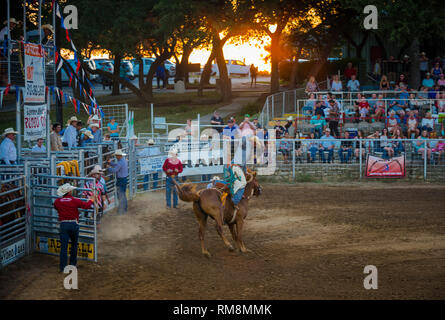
[91,115,101,121]
[88,165,104,176]
[90,123,100,128]
[147,139,155,145]
[83,130,93,139]
[57,183,77,197]
[168,147,178,156]
[287,116,293,121]
[3,18,19,25]
[130,135,138,140]
[114,149,127,156]
[211,176,221,181]
[41,24,54,33]
[67,116,78,125]
[2,128,18,136]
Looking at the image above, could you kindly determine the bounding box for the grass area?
[0,90,224,136]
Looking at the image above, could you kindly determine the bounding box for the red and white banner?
[24,43,46,103]
[365,155,406,178]
[24,104,47,141]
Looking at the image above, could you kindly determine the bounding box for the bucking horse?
[172,169,262,258]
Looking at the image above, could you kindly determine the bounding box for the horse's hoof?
[228,245,235,252]
[202,251,212,258]
[240,248,252,254]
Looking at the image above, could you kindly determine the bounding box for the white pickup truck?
[211,59,250,77]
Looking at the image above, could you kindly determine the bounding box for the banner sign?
[24,43,45,103]
[0,239,25,267]
[139,155,167,174]
[365,155,406,178]
[36,236,94,260]
[24,104,47,141]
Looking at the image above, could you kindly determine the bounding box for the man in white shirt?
[231,164,246,210]
[347,74,360,92]
[0,128,18,164]
[62,116,78,150]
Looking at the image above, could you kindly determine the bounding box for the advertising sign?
[365,155,406,178]
[24,43,46,103]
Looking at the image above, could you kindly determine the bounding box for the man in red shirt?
[54,183,95,272]
[344,62,357,80]
[162,148,183,208]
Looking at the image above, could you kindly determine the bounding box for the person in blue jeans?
[305,132,319,162]
[319,128,336,163]
[162,148,183,208]
[53,183,95,272]
[107,149,129,214]
[338,131,353,163]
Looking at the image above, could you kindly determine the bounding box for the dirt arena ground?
[1,183,445,300]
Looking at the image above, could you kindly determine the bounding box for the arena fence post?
[292,140,295,180]
[359,142,363,178]
[272,95,274,120]
[424,147,427,180]
[282,91,285,116]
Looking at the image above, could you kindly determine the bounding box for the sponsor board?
[36,236,94,260]
[24,43,45,103]
[0,239,26,267]
[365,155,406,178]
[24,104,47,141]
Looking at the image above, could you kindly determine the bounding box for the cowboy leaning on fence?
[83,165,106,222]
[54,183,95,272]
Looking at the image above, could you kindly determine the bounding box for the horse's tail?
[171,179,200,202]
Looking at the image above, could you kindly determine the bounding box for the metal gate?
[31,174,98,262]
[0,166,28,268]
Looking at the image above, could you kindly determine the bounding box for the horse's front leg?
[235,217,251,253]
[193,202,211,258]
[214,208,235,252]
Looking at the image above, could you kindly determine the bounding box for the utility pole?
[55,12,63,124]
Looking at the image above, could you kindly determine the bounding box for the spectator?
[420,112,435,133]
[338,131,353,163]
[239,114,256,137]
[75,121,83,147]
[304,93,316,112]
[392,128,405,155]
[223,119,239,140]
[437,74,445,88]
[50,122,64,151]
[62,116,78,150]
[278,132,292,163]
[327,99,340,137]
[431,62,443,82]
[380,128,394,158]
[319,128,335,163]
[0,18,19,41]
[79,129,93,147]
[387,111,400,134]
[185,119,192,136]
[422,73,435,88]
[331,74,343,92]
[87,114,101,128]
[313,100,325,117]
[305,132,319,163]
[432,136,445,159]
[354,130,366,160]
[106,117,119,139]
[406,110,420,138]
[407,93,421,114]
[83,166,106,223]
[287,118,297,138]
[372,59,381,81]
[107,149,129,214]
[347,74,360,93]
[344,62,357,80]
[436,91,445,112]
[310,113,327,138]
[88,123,102,143]
[356,93,370,122]
[305,76,319,94]
[162,148,183,208]
[274,120,285,139]
[31,138,46,152]
[401,55,410,74]
[284,116,293,134]
[397,74,408,88]
[380,75,390,92]
[372,94,386,122]
[0,128,18,164]
[250,64,257,87]
[156,62,166,89]
[415,130,431,161]
[252,118,262,130]
[210,111,224,134]
[419,52,429,80]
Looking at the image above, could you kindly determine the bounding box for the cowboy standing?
[54,183,95,272]
[0,128,18,164]
[50,122,64,151]
[107,149,128,214]
[62,116,79,150]
[162,148,183,208]
[83,166,106,222]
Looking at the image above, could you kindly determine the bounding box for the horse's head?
[245,169,262,197]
